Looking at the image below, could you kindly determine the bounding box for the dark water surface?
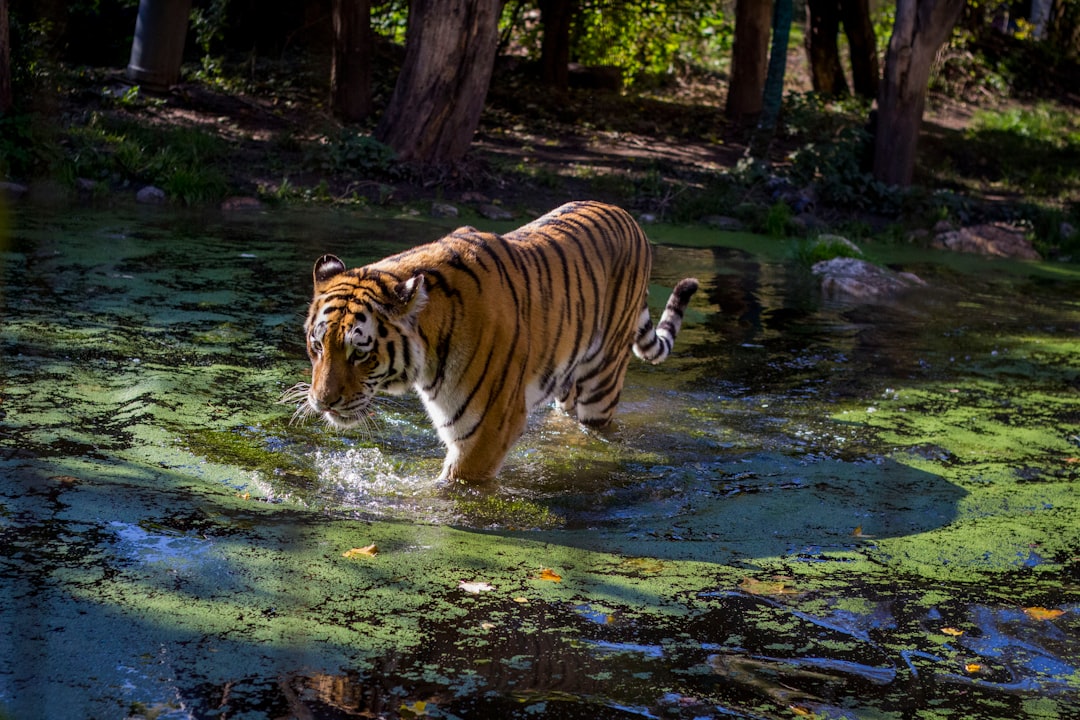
[1,205,1078,719]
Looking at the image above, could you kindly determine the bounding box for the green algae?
[2,207,1079,719]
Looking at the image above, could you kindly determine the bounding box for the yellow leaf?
[739,576,799,596]
[965,662,983,673]
[538,568,562,583]
[852,525,874,538]
[513,596,529,604]
[941,627,964,636]
[342,544,379,558]
[790,705,814,717]
[1024,606,1065,621]
[400,700,428,716]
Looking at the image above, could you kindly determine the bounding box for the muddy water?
[1,206,1077,719]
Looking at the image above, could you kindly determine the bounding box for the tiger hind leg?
[567,353,632,428]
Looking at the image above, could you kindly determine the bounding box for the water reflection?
[1,207,1078,719]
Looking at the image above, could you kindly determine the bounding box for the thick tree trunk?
[539,0,575,90]
[873,0,965,187]
[331,0,373,122]
[725,0,773,125]
[840,0,879,100]
[0,0,11,115]
[805,0,848,96]
[375,0,501,164]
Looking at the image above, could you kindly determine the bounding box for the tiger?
[287,200,699,483]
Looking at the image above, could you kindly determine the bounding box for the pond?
[1,204,1077,719]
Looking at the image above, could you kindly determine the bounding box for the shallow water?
[1,205,1078,719]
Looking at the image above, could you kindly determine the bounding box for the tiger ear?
[392,273,428,318]
[313,254,346,287]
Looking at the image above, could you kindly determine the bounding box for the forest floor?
[13,48,1080,251]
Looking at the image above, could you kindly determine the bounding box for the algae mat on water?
[1,207,1078,719]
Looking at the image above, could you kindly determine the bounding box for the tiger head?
[300,254,428,428]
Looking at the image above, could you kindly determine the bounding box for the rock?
[638,212,658,224]
[477,203,513,221]
[220,196,264,212]
[813,257,925,300]
[702,215,744,231]
[460,191,489,203]
[933,222,1041,260]
[136,185,167,205]
[0,181,29,201]
[790,212,822,232]
[431,202,459,219]
[1060,221,1076,241]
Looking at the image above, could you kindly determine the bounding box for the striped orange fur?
[292,201,698,483]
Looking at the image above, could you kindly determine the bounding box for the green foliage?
[565,1,733,84]
[962,104,1080,198]
[0,112,60,178]
[313,131,398,176]
[189,0,230,79]
[64,116,230,204]
[764,201,791,237]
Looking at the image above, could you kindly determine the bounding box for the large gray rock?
[813,257,925,300]
[933,223,1041,260]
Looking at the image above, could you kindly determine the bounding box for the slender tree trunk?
[375,0,501,164]
[0,0,11,115]
[725,0,773,125]
[539,0,575,90]
[331,0,373,122]
[805,0,848,96]
[840,0,879,100]
[874,0,965,187]
[760,0,793,131]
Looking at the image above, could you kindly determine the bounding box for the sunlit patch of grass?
[64,115,231,204]
[964,103,1080,198]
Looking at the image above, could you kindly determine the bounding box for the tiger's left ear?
[313,254,346,288]
[392,273,428,319]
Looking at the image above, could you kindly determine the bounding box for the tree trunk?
[331,0,373,122]
[0,0,11,115]
[840,0,879,100]
[805,0,848,96]
[760,0,793,130]
[539,0,576,90]
[375,0,501,164]
[725,0,773,125]
[873,0,965,186]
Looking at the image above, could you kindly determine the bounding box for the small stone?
[701,215,744,231]
[477,203,513,221]
[221,196,264,212]
[431,202,459,218]
[0,181,29,200]
[136,185,167,205]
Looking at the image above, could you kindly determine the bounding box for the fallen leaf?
[538,568,562,583]
[513,596,529,604]
[342,544,379,558]
[481,622,496,630]
[941,627,964,636]
[965,662,983,673]
[852,525,875,538]
[400,700,428,716]
[790,705,814,717]
[1024,606,1065,621]
[459,580,494,594]
[739,576,799,596]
